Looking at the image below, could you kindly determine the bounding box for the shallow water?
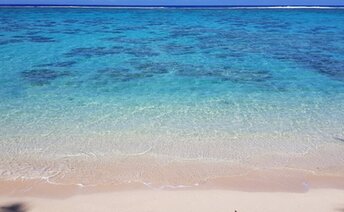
[0,8,344,187]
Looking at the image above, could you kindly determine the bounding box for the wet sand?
[1,152,344,211]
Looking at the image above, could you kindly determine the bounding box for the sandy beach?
[1,154,344,211]
[1,188,344,212]
[1,170,344,212]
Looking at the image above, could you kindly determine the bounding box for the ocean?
[0,7,344,188]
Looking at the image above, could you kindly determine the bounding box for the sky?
[0,0,344,5]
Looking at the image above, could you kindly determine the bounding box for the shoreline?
[1,166,344,199]
[1,147,344,197]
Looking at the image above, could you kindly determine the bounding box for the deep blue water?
[0,8,344,184]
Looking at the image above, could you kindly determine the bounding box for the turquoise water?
[0,8,344,186]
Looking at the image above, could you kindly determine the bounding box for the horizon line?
[1,4,344,8]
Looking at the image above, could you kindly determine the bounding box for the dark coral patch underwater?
[0,35,57,45]
[35,61,77,68]
[124,46,160,57]
[64,46,124,58]
[26,35,56,43]
[161,43,197,55]
[132,62,169,75]
[64,45,160,58]
[0,39,23,45]
[21,69,72,86]
[94,67,155,83]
